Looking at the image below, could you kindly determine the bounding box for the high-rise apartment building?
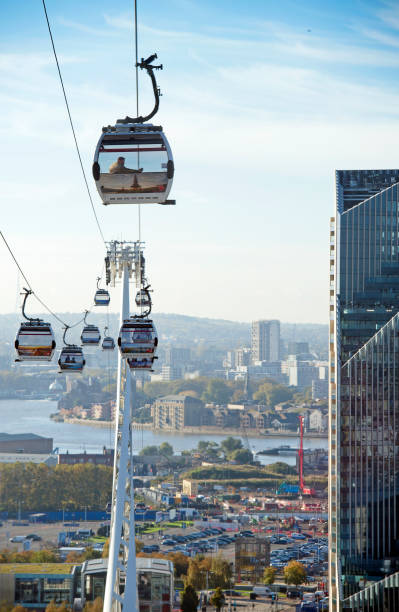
[251,320,280,362]
[330,169,399,611]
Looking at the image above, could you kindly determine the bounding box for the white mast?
[103,241,143,612]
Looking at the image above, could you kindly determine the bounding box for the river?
[0,400,327,466]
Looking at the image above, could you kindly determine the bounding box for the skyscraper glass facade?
[330,170,399,611]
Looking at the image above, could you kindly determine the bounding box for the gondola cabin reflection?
[93,124,174,205]
[58,346,85,373]
[94,289,111,306]
[15,322,56,362]
[117,317,158,364]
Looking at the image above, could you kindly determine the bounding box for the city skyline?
[2,1,399,322]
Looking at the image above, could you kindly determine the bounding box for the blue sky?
[2,0,399,324]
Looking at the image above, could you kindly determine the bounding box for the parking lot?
[0,519,104,551]
[0,517,328,596]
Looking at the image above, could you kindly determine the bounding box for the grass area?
[138,520,194,534]
[88,536,107,543]
[0,563,75,574]
[163,521,193,528]
[141,526,161,533]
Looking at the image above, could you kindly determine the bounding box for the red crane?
[298,415,316,496]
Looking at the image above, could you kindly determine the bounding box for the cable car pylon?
[104,241,143,612]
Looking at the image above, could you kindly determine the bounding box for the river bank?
[60,416,327,439]
[2,400,327,465]
[61,416,152,429]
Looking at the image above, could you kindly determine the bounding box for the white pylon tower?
[103,240,144,612]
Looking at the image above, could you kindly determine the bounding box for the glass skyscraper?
[329,169,399,611]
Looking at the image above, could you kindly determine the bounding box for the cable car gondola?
[117,317,158,362]
[135,287,152,310]
[58,327,85,373]
[94,277,110,306]
[92,54,175,206]
[15,289,56,362]
[102,327,115,351]
[81,311,101,345]
[127,356,155,371]
[94,289,110,306]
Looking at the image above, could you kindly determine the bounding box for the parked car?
[26,534,42,541]
[287,589,302,598]
[251,586,272,596]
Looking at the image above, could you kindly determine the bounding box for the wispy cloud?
[378,1,399,30]
[102,16,399,69]
[103,13,132,30]
[357,26,399,48]
[57,17,118,37]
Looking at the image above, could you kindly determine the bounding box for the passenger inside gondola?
[133,331,152,341]
[98,141,168,195]
[128,357,152,369]
[109,156,143,174]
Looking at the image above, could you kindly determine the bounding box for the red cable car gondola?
[117,317,158,364]
[15,289,56,363]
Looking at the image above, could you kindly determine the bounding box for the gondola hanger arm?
[63,326,73,347]
[118,53,163,125]
[21,288,41,323]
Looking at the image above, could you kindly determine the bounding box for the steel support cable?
[42,0,106,245]
[134,0,144,314]
[1,230,92,330]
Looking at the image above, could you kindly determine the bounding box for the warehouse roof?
[0,433,49,441]
[0,453,57,465]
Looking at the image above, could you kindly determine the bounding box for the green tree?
[102,538,110,559]
[267,462,297,475]
[186,558,206,590]
[283,560,307,586]
[180,584,199,612]
[231,388,246,403]
[220,437,243,458]
[202,379,232,404]
[136,539,143,553]
[54,604,71,612]
[90,599,103,612]
[253,383,293,407]
[293,387,313,404]
[168,551,189,577]
[211,555,233,588]
[82,546,102,561]
[139,445,159,456]
[197,440,220,459]
[0,463,112,513]
[159,442,174,456]
[230,448,253,464]
[0,602,13,612]
[263,566,277,585]
[83,598,103,612]
[31,550,59,563]
[210,587,225,612]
